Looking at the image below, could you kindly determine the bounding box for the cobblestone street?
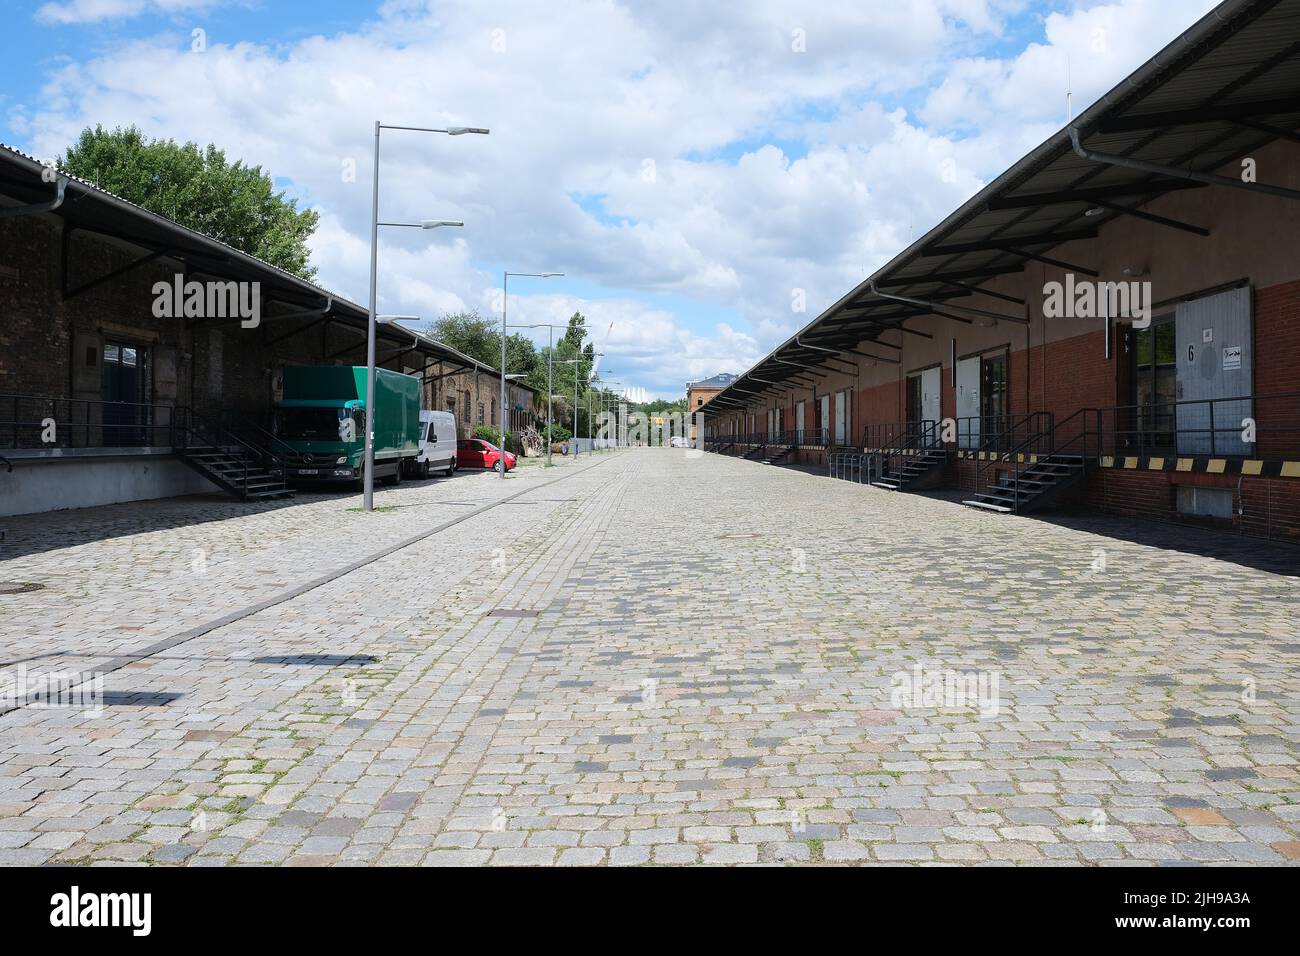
[1,448,1298,866]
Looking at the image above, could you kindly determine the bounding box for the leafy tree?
[425,311,538,377]
[61,125,319,279]
[473,424,512,448]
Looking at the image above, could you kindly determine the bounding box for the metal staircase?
[177,409,292,501]
[759,431,798,464]
[868,421,946,491]
[761,444,796,464]
[962,454,1087,513]
[961,410,1092,514]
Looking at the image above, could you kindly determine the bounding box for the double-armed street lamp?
[557,352,602,456]
[503,315,585,467]
[364,122,488,511]
[498,272,563,478]
[596,377,624,448]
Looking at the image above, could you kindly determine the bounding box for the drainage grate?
[488,609,541,618]
[254,654,379,666]
[0,582,44,595]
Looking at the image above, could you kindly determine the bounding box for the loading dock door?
[795,401,805,439]
[956,356,981,449]
[921,367,941,437]
[835,391,848,445]
[820,395,830,442]
[1175,287,1252,456]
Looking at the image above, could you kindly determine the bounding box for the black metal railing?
[1093,391,1300,460]
[174,406,290,492]
[970,412,1054,496]
[861,419,941,452]
[1,393,180,449]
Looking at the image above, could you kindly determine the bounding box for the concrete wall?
[0,451,219,517]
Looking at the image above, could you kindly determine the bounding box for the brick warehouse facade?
[686,373,736,443]
[0,144,534,515]
[702,0,1300,544]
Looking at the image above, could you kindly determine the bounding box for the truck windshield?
[276,407,345,440]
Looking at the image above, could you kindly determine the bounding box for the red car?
[456,438,517,472]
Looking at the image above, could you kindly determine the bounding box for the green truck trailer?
[271,366,421,487]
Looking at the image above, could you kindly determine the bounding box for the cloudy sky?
[1,0,1218,399]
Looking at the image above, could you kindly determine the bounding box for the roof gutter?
[1068,126,1300,202]
[0,174,67,220]
[866,281,1030,326]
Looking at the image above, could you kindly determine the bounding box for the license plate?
[296,469,318,475]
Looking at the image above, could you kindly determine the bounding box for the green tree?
[532,312,602,435]
[425,310,539,378]
[61,125,319,279]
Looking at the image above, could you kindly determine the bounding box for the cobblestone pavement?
[1,448,1298,866]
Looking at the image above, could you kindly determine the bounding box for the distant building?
[685,373,736,442]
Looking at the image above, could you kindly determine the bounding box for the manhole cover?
[0,582,44,595]
[488,609,541,618]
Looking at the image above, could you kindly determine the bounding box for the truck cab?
[272,399,367,482]
[270,366,420,488]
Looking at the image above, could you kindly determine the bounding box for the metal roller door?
[956,356,981,449]
[1174,287,1252,456]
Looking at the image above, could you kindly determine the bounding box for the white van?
[413,410,458,478]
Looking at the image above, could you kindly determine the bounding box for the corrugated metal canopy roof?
[704,0,1300,413]
[0,142,498,377]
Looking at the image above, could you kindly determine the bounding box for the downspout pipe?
[866,280,1030,326]
[774,356,829,377]
[0,175,67,220]
[1069,127,1300,203]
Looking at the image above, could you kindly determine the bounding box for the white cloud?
[35,0,227,25]
[12,0,1220,396]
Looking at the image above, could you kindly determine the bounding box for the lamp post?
[499,272,563,478]
[365,121,486,511]
[557,353,601,456]
[503,317,584,467]
[599,378,623,449]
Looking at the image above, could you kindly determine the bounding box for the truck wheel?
[420,461,430,480]
[381,465,401,486]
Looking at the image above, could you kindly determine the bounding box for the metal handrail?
[176,406,289,490]
[0,392,178,450]
[971,411,1053,500]
[217,413,311,461]
[862,419,940,481]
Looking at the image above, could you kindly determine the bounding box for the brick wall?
[1253,280,1300,460]
[0,213,467,443]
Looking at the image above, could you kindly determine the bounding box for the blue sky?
[2,0,1218,398]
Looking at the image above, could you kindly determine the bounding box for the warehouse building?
[0,144,532,516]
[702,0,1300,542]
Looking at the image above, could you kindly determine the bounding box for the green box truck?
[271,366,421,487]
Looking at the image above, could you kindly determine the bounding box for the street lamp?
[597,378,623,449]
[364,120,486,511]
[499,272,563,478]
[506,318,588,466]
[557,353,601,457]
